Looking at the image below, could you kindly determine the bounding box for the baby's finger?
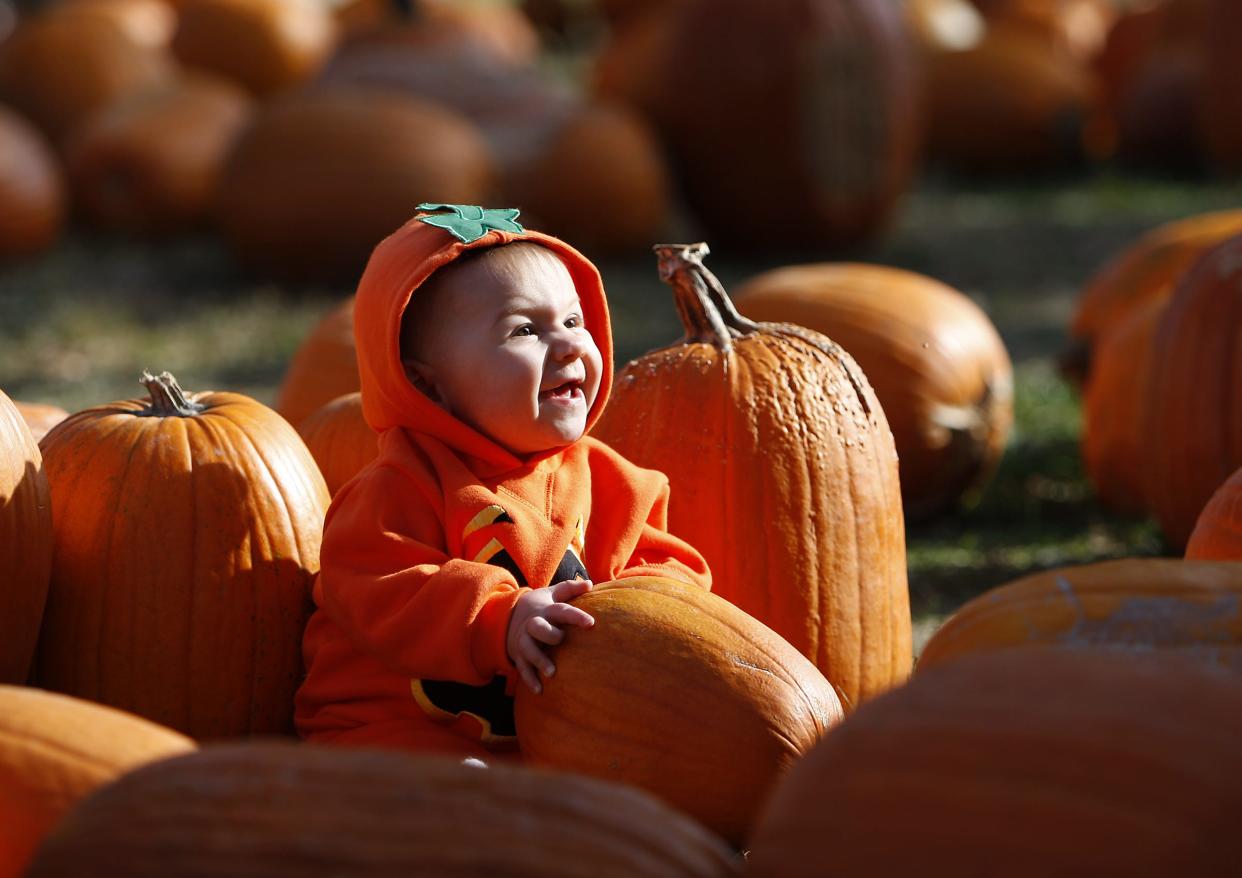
[520,637,556,679]
[549,578,593,602]
[545,602,595,629]
[515,655,542,695]
[526,616,565,646]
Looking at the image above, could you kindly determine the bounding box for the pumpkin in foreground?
[0,686,194,878]
[1187,467,1242,560]
[35,371,330,738]
[592,243,911,710]
[917,557,1242,672]
[25,742,741,878]
[514,576,843,847]
[0,390,53,683]
[747,648,1242,877]
[735,262,1013,520]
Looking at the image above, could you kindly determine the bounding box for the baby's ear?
[402,358,443,405]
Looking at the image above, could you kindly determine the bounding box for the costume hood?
[353,204,614,471]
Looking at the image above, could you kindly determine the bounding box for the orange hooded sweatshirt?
[294,207,711,756]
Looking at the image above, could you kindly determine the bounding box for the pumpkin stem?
[654,243,760,354]
[140,371,204,417]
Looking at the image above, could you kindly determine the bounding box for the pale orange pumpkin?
[1186,467,1242,560]
[13,402,68,445]
[35,371,330,738]
[918,557,1242,671]
[747,648,1242,877]
[515,576,843,846]
[735,263,1013,520]
[297,392,377,496]
[0,685,194,878]
[274,299,359,429]
[592,244,911,710]
[0,390,53,684]
[0,106,64,260]
[24,742,742,878]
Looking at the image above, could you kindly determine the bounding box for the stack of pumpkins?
[1071,208,1242,557]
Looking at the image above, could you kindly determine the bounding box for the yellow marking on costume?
[572,513,586,558]
[472,538,504,565]
[409,680,515,745]
[463,504,508,539]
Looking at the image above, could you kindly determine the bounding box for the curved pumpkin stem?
[654,243,760,354]
[140,371,204,417]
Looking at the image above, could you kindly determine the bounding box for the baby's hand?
[506,579,594,694]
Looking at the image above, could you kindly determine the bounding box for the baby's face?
[408,245,603,455]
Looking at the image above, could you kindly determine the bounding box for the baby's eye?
[511,324,535,337]
[564,315,582,329]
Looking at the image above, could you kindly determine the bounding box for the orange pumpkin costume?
[294,207,711,757]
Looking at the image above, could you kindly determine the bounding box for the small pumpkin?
[735,262,1013,520]
[13,401,68,444]
[172,0,338,96]
[514,576,842,847]
[53,0,177,52]
[1143,232,1242,549]
[274,298,359,429]
[24,742,742,878]
[917,557,1242,672]
[591,244,911,711]
[1186,467,1242,560]
[0,685,194,878]
[1065,208,1242,385]
[0,390,53,684]
[35,371,330,738]
[65,74,254,234]
[747,648,1242,877]
[1080,297,1164,513]
[0,106,64,260]
[216,88,495,282]
[297,392,377,496]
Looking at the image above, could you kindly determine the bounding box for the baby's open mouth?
[540,379,583,401]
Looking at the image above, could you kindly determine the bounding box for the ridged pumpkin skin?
[13,402,68,445]
[0,106,65,260]
[1187,467,1242,560]
[0,391,53,684]
[0,11,172,142]
[35,372,330,739]
[747,648,1242,877]
[591,245,911,710]
[514,577,843,847]
[918,558,1242,672]
[274,299,358,429]
[1068,209,1242,383]
[0,686,194,878]
[596,0,919,249]
[172,0,337,96]
[735,263,1013,521]
[1080,297,1163,513]
[1144,232,1242,549]
[297,392,377,496]
[65,74,254,234]
[216,89,495,282]
[24,743,742,878]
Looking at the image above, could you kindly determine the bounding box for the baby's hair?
[399,241,555,364]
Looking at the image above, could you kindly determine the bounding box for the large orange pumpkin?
[0,685,194,878]
[1066,207,1242,385]
[172,0,338,96]
[1080,297,1164,513]
[274,298,358,428]
[747,648,1242,877]
[297,392,377,496]
[514,577,841,847]
[24,742,742,878]
[591,244,911,711]
[594,0,920,250]
[34,371,330,738]
[735,263,1013,520]
[0,106,64,261]
[1143,232,1242,549]
[917,558,1242,672]
[0,391,53,684]
[216,89,495,282]
[64,74,254,234]
[1186,467,1242,560]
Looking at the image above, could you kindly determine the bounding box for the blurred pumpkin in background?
[0,105,65,259]
[52,0,177,52]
